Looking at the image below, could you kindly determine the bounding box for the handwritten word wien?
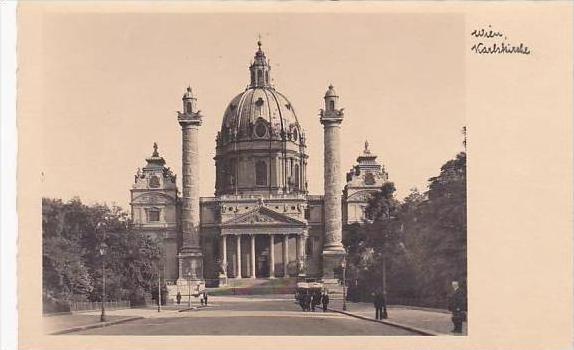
[471,25,531,55]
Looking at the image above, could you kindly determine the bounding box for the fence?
[69,300,131,313]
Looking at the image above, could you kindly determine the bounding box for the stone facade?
[129,41,388,298]
[343,141,389,224]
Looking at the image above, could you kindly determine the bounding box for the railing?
[69,300,131,312]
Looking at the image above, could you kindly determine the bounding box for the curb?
[177,305,210,312]
[328,308,443,336]
[49,316,144,335]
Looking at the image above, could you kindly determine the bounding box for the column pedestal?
[176,246,205,295]
[322,249,345,277]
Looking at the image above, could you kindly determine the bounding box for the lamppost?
[341,256,347,311]
[98,240,108,322]
[381,250,388,319]
[157,259,162,313]
[187,271,192,308]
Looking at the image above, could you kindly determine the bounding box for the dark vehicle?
[295,278,324,306]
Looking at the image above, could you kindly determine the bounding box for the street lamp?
[157,259,162,313]
[342,259,348,311]
[98,241,108,322]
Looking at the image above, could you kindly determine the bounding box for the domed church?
[130,41,389,298]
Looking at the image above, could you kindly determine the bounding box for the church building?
[129,41,389,298]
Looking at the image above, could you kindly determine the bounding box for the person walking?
[311,292,320,312]
[176,291,181,305]
[374,290,383,320]
[304,292,312,312]
[298,291,306,311]
[321,291,329,312]
[203,291,208,306]
[449,281,467,333]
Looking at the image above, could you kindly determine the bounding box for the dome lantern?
[182,86,197,115]
[249,40,271,88]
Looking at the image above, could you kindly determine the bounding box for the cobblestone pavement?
[329,299,468,335]
[69,295,418,336]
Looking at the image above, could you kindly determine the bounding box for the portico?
[218,205,308,279]
[219,232,307,279]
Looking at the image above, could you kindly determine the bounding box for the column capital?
[178,113,203,128]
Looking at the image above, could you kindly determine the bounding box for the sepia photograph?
[11,2,573,350]
[37,8,467,337]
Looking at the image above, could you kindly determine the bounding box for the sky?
[40,11,465,210]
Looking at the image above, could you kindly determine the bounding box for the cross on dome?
[152,142,159,157]
[364,140,371,155]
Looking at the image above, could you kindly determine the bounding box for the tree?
[415,152,467,305]
[42,197,163,308]
[341,151,467,308]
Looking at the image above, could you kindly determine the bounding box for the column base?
[178,246,204,283]
[322,249,346,280]
[218,274,228,287]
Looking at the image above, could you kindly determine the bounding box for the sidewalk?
[43,314,138,335]
[328,300,468,336]
[43,306,184,335]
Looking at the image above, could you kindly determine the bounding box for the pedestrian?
[449,281,467,333]
[321,291,329,312]
[304,292,312,312]
[176,291,181,305]
[374,290,383,320]
[203,291,208,306]
[298,292,306,311]
[311,292,320,312]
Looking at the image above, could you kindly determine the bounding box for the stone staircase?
[207,278,298,296]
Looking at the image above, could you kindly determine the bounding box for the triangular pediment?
[221,206,307,227]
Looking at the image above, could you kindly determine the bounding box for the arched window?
[258,70,264,85]
[255,160,267,186]
[329,100,335,110]
[186,102,192,113]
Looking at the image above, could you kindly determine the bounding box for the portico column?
[250,235,256,279]
[269,235,275,278]
[297,233,307,276]
[221,235,227,276]
[236,235,242,279]
[283,235,289,277]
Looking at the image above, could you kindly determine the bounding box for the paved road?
[75,296,417,336]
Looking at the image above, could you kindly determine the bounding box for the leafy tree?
[42,197,163,308]
[342,152,467,308]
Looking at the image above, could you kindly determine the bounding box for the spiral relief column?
[320,85,346,282]
[177,86,205,287]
